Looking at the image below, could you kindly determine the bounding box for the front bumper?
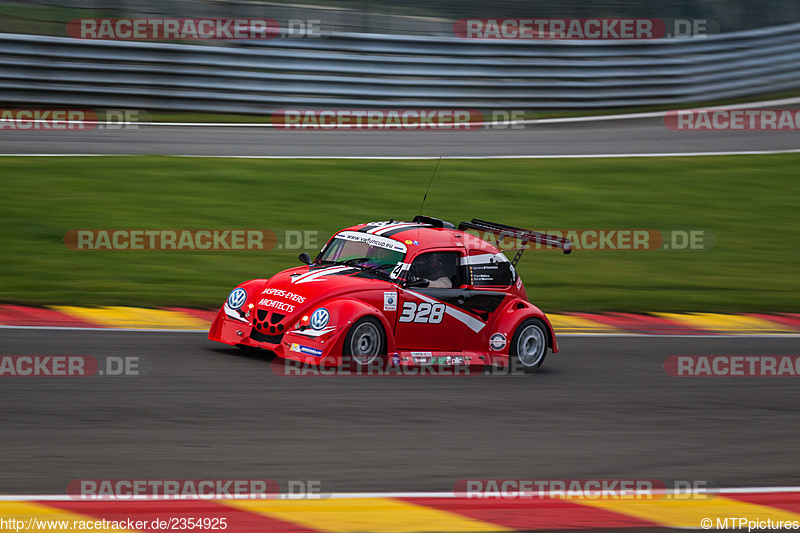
[209,310,343,365]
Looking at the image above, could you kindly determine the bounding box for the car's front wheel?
[510,319,548,373]
[343,316,385,366]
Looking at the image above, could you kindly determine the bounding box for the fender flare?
[208,279,268,341]
[297,297,396,365]
[493,299,558,354]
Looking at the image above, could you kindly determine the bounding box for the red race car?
[209,217,571,373]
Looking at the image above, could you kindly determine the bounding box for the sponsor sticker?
[490,333,507,351]
[258,298,295,313]
[411,351,432,364]
[489,333,506,351]
[430,356,464,365]
[384,291,398,312]
[389,262,409,280]
[392,354,401,365]
[261,288,306,303]
[290,343,323,357]
[336,231,407,253]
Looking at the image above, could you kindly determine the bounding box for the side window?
[408,252,463,289]
[467,253,515,287]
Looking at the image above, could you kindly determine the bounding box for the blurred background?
[1,0,800,504]
[1,0,800,114]
[1,0,799,313]
[1,0,800,36]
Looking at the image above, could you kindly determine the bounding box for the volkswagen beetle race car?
[209,216,571,373]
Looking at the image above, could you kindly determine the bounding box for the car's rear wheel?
[343,316,385,366]
[510,319,548,373]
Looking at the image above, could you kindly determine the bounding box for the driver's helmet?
[412,253,444,280]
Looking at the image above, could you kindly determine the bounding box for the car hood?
[250,264,393,332]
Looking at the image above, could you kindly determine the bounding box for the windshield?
[318,232,406,276]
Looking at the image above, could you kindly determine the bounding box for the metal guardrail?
[1,23,799,113]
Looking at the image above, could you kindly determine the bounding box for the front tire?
[510,319,549,374]
[343,316,385,366]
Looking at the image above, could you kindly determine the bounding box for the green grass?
[0,155,798,312]
[0,4,117,37]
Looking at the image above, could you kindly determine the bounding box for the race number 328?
[399,302,445,323]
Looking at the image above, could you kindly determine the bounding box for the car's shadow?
[204,343,554,378]
[204,344,276,362]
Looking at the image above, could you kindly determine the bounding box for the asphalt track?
[1,118,800,157]
[1,328,799,495]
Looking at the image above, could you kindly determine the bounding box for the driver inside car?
[409,253,456,288]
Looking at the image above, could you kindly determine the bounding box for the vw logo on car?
[227,288,247,310]
[310,308,330,330]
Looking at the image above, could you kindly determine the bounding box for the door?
[394,251,475,352]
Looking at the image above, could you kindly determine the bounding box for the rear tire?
[510,319,549,374]
[343,316,385,366]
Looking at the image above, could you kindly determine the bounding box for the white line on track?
[2,149,800,159]
[560,333,800,338]
[1,325,799,338]
[0,325,208,333]
[2,486,800,501]
[173,149,800,159]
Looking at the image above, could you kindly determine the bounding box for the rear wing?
[458,219,572,266]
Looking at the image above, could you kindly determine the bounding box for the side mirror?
[405,278,430,289]
[299,252,312,265]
